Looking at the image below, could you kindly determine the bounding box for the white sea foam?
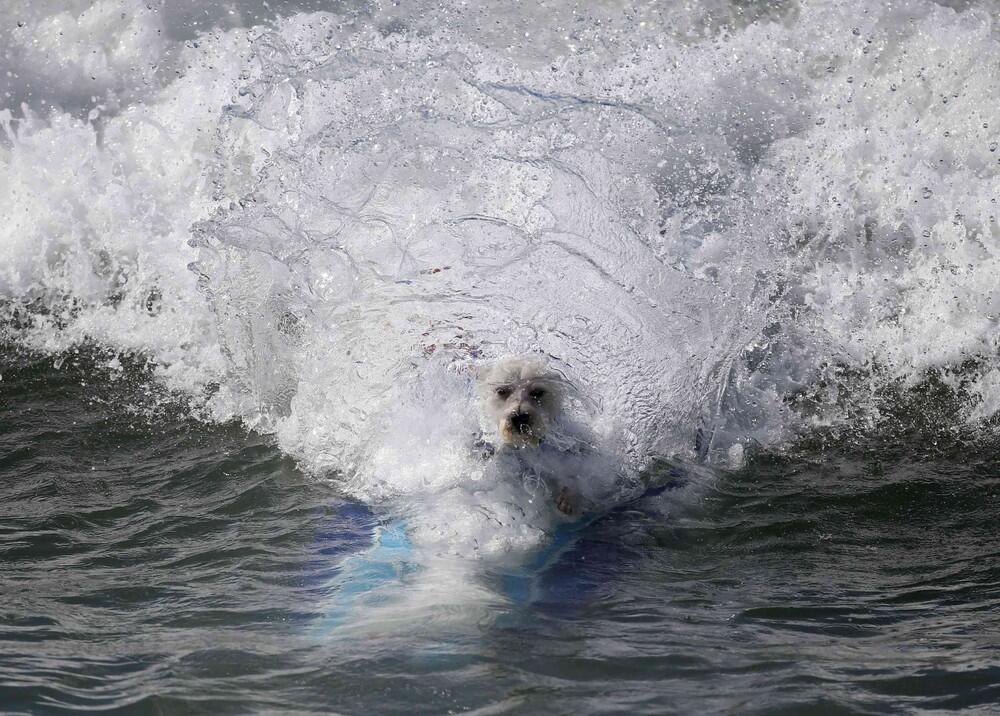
[3,0,1000,561]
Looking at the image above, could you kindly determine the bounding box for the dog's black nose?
[509,412,533,433]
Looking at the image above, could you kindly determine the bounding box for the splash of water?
[3,0,1000,561]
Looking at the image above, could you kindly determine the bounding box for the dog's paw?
[554,486,581,517]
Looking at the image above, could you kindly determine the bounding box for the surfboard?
[312,470,687,634]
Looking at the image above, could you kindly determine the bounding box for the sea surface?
[3,0,1000,713]
[5,348,1000,714]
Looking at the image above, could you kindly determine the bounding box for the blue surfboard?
[312,470,687,633]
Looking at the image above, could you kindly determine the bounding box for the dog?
[477,357,563,448]
[476,357,584,516]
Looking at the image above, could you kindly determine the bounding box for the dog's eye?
[495,386,512,399]
[529,388,546,400]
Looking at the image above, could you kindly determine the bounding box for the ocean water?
[3,0,1000,713]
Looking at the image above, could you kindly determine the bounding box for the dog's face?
[478,358,563,448]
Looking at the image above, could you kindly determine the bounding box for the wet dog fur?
[476,357,582,515]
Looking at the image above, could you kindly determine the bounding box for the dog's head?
[477,357,564,448]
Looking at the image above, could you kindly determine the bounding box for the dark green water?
[3,347,1000,714]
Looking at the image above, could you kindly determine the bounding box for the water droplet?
[852,27,861,36]
[922,187,933,199]
[890,83,897,91]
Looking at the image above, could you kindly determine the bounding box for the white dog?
[477,357,563,448]
[476,357,584,515]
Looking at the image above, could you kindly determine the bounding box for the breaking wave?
[3,0,1000,557]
